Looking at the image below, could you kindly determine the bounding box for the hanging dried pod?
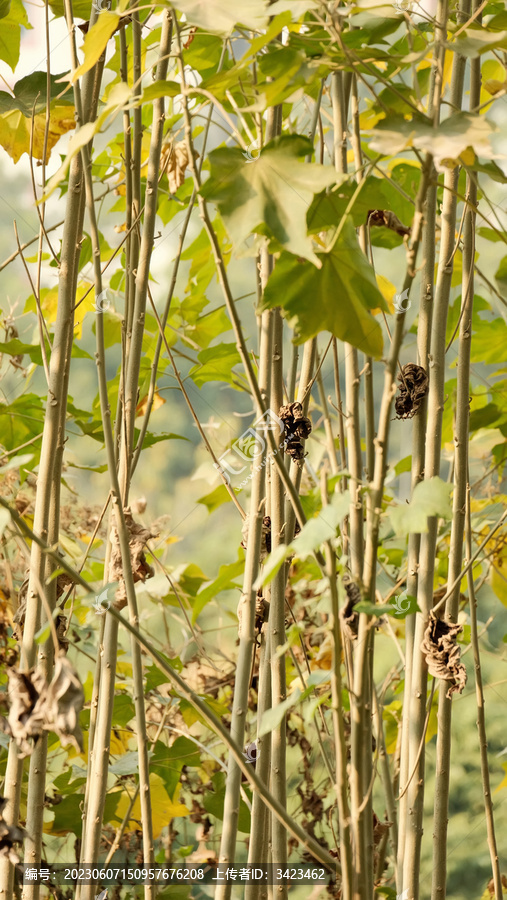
[395,364,428,420]
[421,612,467,698]
[109,508,157,610]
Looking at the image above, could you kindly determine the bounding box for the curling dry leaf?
[339,579,362,641]
[1,656,84,756]
[0,797,25,864]
[44,655,84,753]
[395,363,428,420]
[2,667,47,758]
[161,138,190,194]
[109,508,157,610]
[13,569,75,642]
[241,514,272,561]
[422,613,467,698]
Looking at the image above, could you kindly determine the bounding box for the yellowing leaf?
[374,274,396,314]
[136,391,166,417]
[0,104,75,163]
[42,83,131,200]
[112,773,189,836]
[494,762,507,793]
[71,10,119,82]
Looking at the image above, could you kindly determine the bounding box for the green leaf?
[189,342,243,388]
[369,112,497,171]
[0,71,73,116]
[470,318,507,364]
[138,81,181,103]
[260,219,386,357]
[259,689,301,737]
[293,491,351,556]
[197,485,232,513]
[388,477,453,536]
[452,26,507,57]
[192,558,244,622]
[112,693,135,728]
[0,0,11,19]
[495,255,507,284]
[254,543,293,590]
[109,751,139,776]
[0,339,43,364]
[49,0,91,17]
[0,453,34,473]
[0,0,30,71]
[354,601,394,617]
[203,771,251,832]
[174,0,269,35]
[201,134,337,266]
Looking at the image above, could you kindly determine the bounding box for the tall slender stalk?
[215,292,272,900]
[466,489,503,899]
[269,304,288,882]
[0,15,103,900]
[325,537,353,899]
[74,16,173,899]
[430,12,475,890]
[403,5,468,896]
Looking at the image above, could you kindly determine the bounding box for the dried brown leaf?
[109,508,157,610]
[1,656,84,757]
[422,613,467,698]
[0,797,25,864]
[161,139,190,194]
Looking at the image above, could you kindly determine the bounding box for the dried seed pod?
[339,579,362,641]
[395,364,428,420]
[367,209,411,237]
[240,515,272,561]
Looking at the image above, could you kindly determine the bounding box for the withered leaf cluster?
[367,209,411,237]
[395,363,428,420]
[339,579,362,641]
[240,514,272,562]
[0,797,25,864]
[109,508,157,610]
[0,656,84,758]
[279,402,312,461]
[13,570,74,651]
[161,138,190,194]
[422,613,467,698]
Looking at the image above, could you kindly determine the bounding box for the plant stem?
[466,488,503,899]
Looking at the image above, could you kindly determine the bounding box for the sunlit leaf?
[70,10,120,82]
[388,477,453,536]
[260,219,386,357]
[174,0,269,35]
[201,135,337,266]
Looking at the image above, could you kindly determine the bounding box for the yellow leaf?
[136,391,166,417]
[484,79,507,95]
[494,762,507,793]
[459,146,475,166]
[373,274,396,314]
[112,774,189,836]
[0,105,75,164]
[71,11,119,82]
[481,60,507,109]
